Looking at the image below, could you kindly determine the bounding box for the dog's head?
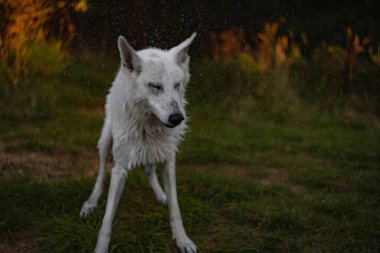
[117,33,196,128]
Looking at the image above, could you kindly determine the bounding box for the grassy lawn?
[0,55,379,252]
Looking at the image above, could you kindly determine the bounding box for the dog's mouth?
[163,122,177,128]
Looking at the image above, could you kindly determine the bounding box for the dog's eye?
[148,83,163,91]
[174,82,181,90]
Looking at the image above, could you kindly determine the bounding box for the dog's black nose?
[168,113,185,126]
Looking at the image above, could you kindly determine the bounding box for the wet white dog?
[80,33,197,253]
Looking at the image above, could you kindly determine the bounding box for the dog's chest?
[124,122,182,168]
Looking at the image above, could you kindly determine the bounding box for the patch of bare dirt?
[259,168,305,193]
[181,164,305,193]
[0,141,109,253]
[0,230,36,253]
[332,180,353,192]
[0,141,106,180]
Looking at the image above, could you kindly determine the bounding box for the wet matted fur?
[80,33,197,253]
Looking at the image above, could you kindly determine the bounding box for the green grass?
[0,55,379,252]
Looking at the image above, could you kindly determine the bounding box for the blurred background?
[1,0,379,252]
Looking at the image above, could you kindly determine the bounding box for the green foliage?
[0,39,69,96]
[25,41,69,78]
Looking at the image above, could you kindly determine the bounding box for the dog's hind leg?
[80,118,112,218]
[163,154,197,253]
[144,164,167,205]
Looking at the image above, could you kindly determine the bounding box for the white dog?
[80,33,197,253]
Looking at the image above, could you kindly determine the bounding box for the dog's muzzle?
[165,113,185,128]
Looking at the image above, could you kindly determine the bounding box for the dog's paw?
[157,195,168,206]
[80,200,97,218]
[175,235,197,253]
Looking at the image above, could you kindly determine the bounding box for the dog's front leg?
[163,154,197,253]
[94,161,127,253]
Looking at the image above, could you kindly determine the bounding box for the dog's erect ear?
[118,36,141,73]
[170,33,197,66]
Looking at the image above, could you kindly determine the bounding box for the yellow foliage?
[290,45,301,61]
[301,32,309,47]
[57,1,66,8]
[346,26,353,38]
[210,22,303,72]
[0,0,87,90]
[275,35,288,65]
[238,53,256,73]
[75,0,88,13]
[345,26,369,55]
[210,24,379,77]
[369,44,380,67]
[258,23,279,44]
